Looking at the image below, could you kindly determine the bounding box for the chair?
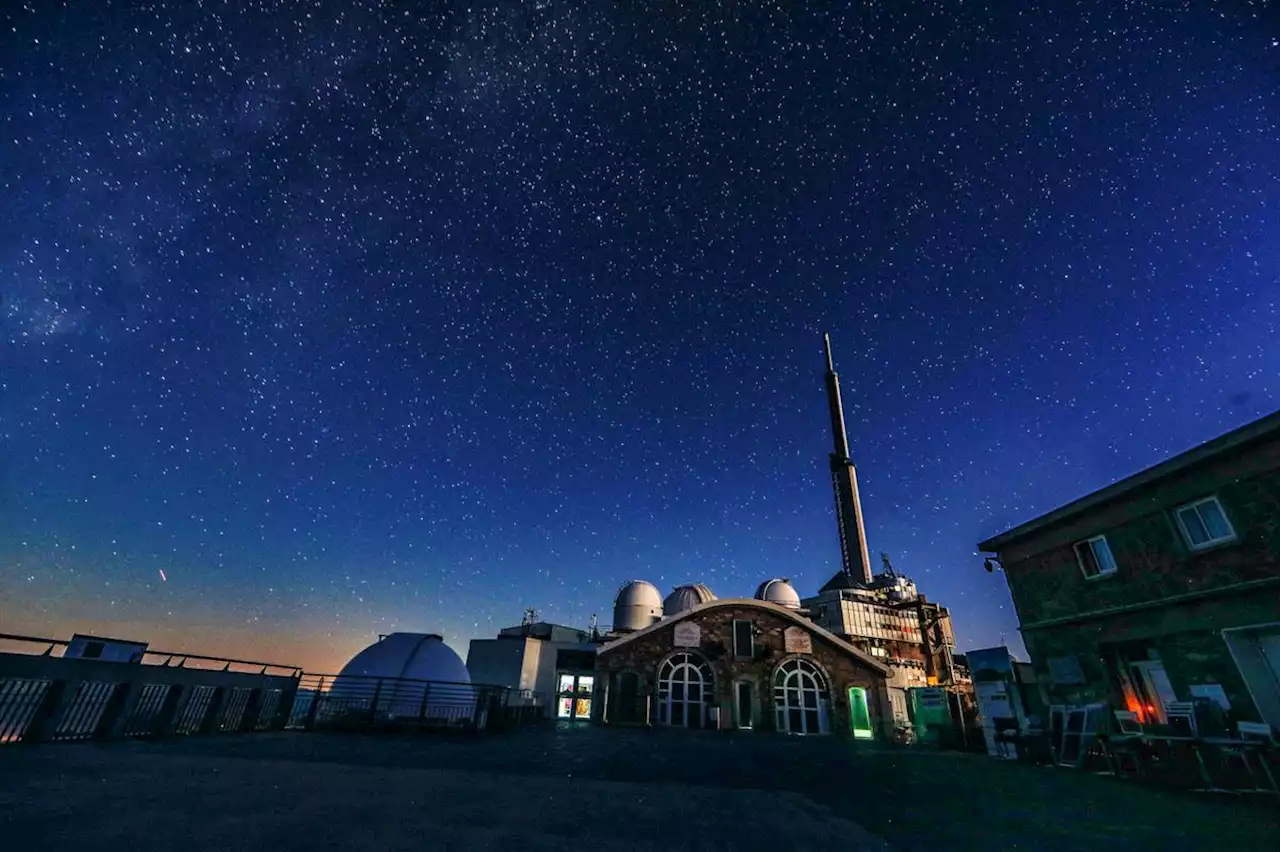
[1103,710,1146,777]
[1164,701,1197,737]
[1236,722,1279,793]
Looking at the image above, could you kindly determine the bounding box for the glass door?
[848,687,873,739]
[556,673,594,721]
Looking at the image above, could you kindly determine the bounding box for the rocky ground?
[1,725,1275,851]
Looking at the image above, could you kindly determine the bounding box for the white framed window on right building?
[1174,495,1237,550]
[1073,535,1118,580]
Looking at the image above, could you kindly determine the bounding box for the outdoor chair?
[1233,722,1279,793]
[1164,701,1197,738]
[1102,710,1146,778]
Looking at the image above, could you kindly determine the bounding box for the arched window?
[657,652,714,728]
[773,658,830,735]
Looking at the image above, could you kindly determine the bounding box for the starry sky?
[3,1,1279,674]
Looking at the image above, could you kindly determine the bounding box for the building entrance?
[556,673,594,720]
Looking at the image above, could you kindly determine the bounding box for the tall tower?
[823,333,873,585]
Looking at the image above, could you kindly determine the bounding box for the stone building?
[978,409,1280,729]
[595,595,892,738]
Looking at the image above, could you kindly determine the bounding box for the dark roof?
[818,569,862,594]
[978,408,1280,553]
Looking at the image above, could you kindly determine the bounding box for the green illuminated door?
[848,687,873,739]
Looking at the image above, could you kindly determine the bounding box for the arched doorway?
[657,652,714,728]
[773,658,830,735]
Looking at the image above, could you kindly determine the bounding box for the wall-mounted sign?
[783,626,813,654]
[673,622,702,647]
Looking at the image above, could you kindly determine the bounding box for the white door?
[1131,661,1177,722]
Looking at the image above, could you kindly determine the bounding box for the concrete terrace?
[1,726,1275,852]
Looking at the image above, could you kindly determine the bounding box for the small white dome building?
[663,583,717,616]
[337,632,471,684]
[332,633,474,721]
[754,578,802,609]
[613,580,664,632]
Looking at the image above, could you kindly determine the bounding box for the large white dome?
[754,578,801,609]
[331,633,474,720]
[337,633,471,684]
[613,580,664,632]
[663,583,717,616]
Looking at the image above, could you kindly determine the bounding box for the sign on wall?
[783,626,813,654]
[673,622,702,647]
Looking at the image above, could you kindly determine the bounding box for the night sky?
[3,1,1278,673]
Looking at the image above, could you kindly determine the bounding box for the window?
[82,641,104,659]
[1175,496,1236,550]
[773,658,830,735]
[732,620,754,659]
[1073,535,1117,579]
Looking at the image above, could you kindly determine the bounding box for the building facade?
[803,566,958,725]
[978,410,1280,729]
[595,599,892,738]
[466,620,599,721]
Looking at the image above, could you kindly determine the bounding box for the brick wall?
[596,604,892,738]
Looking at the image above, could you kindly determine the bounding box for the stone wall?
[1022,590,1277,720]
[596,604,892,738]
[998,442,1280,626]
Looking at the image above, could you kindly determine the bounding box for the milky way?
[2,1,1278,671]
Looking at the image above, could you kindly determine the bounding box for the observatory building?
[594,579,891,737]
[462,335,962,738]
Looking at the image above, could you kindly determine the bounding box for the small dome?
[337,633,471,684]
[754,578,801,609]
[663,583,717,616]
[613,580,664,632]
[333,633,473,719]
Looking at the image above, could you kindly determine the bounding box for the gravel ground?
[1,725,1275,852]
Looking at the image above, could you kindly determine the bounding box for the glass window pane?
[1090,538,1117,574]
[1075,542,1099,577]
[1198,500,1232,540]
[1179,507,1209,545]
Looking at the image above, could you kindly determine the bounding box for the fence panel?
[52,681,120,741]
[0,678,50,744]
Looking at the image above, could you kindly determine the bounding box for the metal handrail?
[0,633,302,676]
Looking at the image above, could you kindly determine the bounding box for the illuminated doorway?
[848,687,874,739]
[556,673,594,720]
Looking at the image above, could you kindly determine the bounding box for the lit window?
[1073,535,1117,579]
[1175,496,1236,550]
[732,620,754,659]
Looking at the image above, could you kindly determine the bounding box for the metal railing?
[285,673,546,732]
[0,633,299,744]
[0,634,547,745]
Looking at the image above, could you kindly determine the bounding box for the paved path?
[1,725,1276,851]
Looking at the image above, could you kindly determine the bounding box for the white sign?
[673,622,702,647]
[783,626,813,654]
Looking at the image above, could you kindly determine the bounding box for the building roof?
[596,598,892,677]
[978,408,1280,553]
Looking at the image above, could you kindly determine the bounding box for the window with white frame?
[1073,535,1118,579]
[1174,496,1236,550]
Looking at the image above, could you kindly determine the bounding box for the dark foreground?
[1,725,1275,851]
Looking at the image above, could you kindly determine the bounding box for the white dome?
[613,580,664,632]
[663,583,717,616]
[754,578,801,609]
[337,633,471,684]
[332,633,474,720]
